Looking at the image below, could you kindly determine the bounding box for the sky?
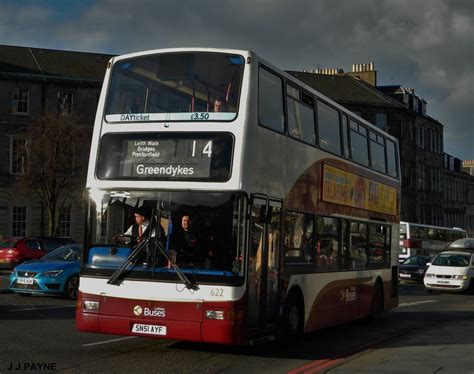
[1,0,472,159]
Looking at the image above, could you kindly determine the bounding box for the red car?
[0,237,70,269]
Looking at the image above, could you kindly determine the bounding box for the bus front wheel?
[281,292,303,342]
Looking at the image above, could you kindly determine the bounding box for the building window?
[12,88,29,114]
[12,207,27,237]
[58,92,73,115]
[375,113,387,131]
[58,207,72,238]
[57,143,75,175]
[10,137,28,175]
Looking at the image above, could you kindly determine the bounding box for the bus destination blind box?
[97,132,234,181]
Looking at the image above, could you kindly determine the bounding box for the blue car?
[9,244,82,299]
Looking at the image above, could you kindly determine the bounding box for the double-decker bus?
[77,48,401,345]
[399,222,467,262]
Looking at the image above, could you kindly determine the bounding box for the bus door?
[247,196,282,334]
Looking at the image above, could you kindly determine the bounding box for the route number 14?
[191,140,213,158]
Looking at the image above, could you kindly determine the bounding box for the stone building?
[444,154,474,235]
[0,45,113,242]
[288,64,472,233]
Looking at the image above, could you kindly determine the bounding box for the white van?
[424,238,474,293]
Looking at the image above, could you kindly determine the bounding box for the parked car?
[399,255,432,282]
[0,237,74,269]
[424,238,474,293]
[9,244,82,299]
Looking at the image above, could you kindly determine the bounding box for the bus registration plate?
[132,323,167,336]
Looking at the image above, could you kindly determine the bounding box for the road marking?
[82,336,137,347]
[8,305,76,312]
[398,300,438,307]
[289,330,410,374]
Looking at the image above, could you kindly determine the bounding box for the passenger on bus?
[213,97,227,112]
[172,214,207,266]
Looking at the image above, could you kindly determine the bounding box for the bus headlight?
[205,310,225,320]
[83,300,100,311]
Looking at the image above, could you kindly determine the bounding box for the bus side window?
[284,211,314,264]
[349,120,369,167]
[349,222,368,270]
[315,216,340,271]
[258,66,284,133]
[317,101,341,155]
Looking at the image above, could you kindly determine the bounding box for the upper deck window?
[386,139,398,178]
[349,120,369,167]
[258,67,284,132]
[286,85,316,145]
[317,101,341,155]
[105,52,245,123]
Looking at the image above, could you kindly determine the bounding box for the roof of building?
[0,45,114,82]
[287,71,405,109]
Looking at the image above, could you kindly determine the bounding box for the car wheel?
[63,275,79,300]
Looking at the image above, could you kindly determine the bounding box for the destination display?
[97,132,234,181]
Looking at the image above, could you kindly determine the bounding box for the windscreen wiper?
[107,238,150,285]
[153,239,199,291]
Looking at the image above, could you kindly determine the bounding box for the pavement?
[326,318,474,374]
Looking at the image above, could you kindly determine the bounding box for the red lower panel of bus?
[304,279,392,333]
[76,292,245,345]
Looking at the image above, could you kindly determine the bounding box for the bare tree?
[16,113,91,236]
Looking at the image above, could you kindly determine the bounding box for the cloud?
[1,0,472,159]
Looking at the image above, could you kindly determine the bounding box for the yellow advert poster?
[322,164,397,215]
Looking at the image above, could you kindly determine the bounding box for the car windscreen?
[42,245,82,261]
[402,256,429,266]
[432,253,470,267]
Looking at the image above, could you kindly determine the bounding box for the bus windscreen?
[105,52,245,123]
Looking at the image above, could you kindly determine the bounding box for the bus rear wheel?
[369,282,384,322]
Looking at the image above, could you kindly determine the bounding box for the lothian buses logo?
[132,305,166,317]
[133,305,143,316]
